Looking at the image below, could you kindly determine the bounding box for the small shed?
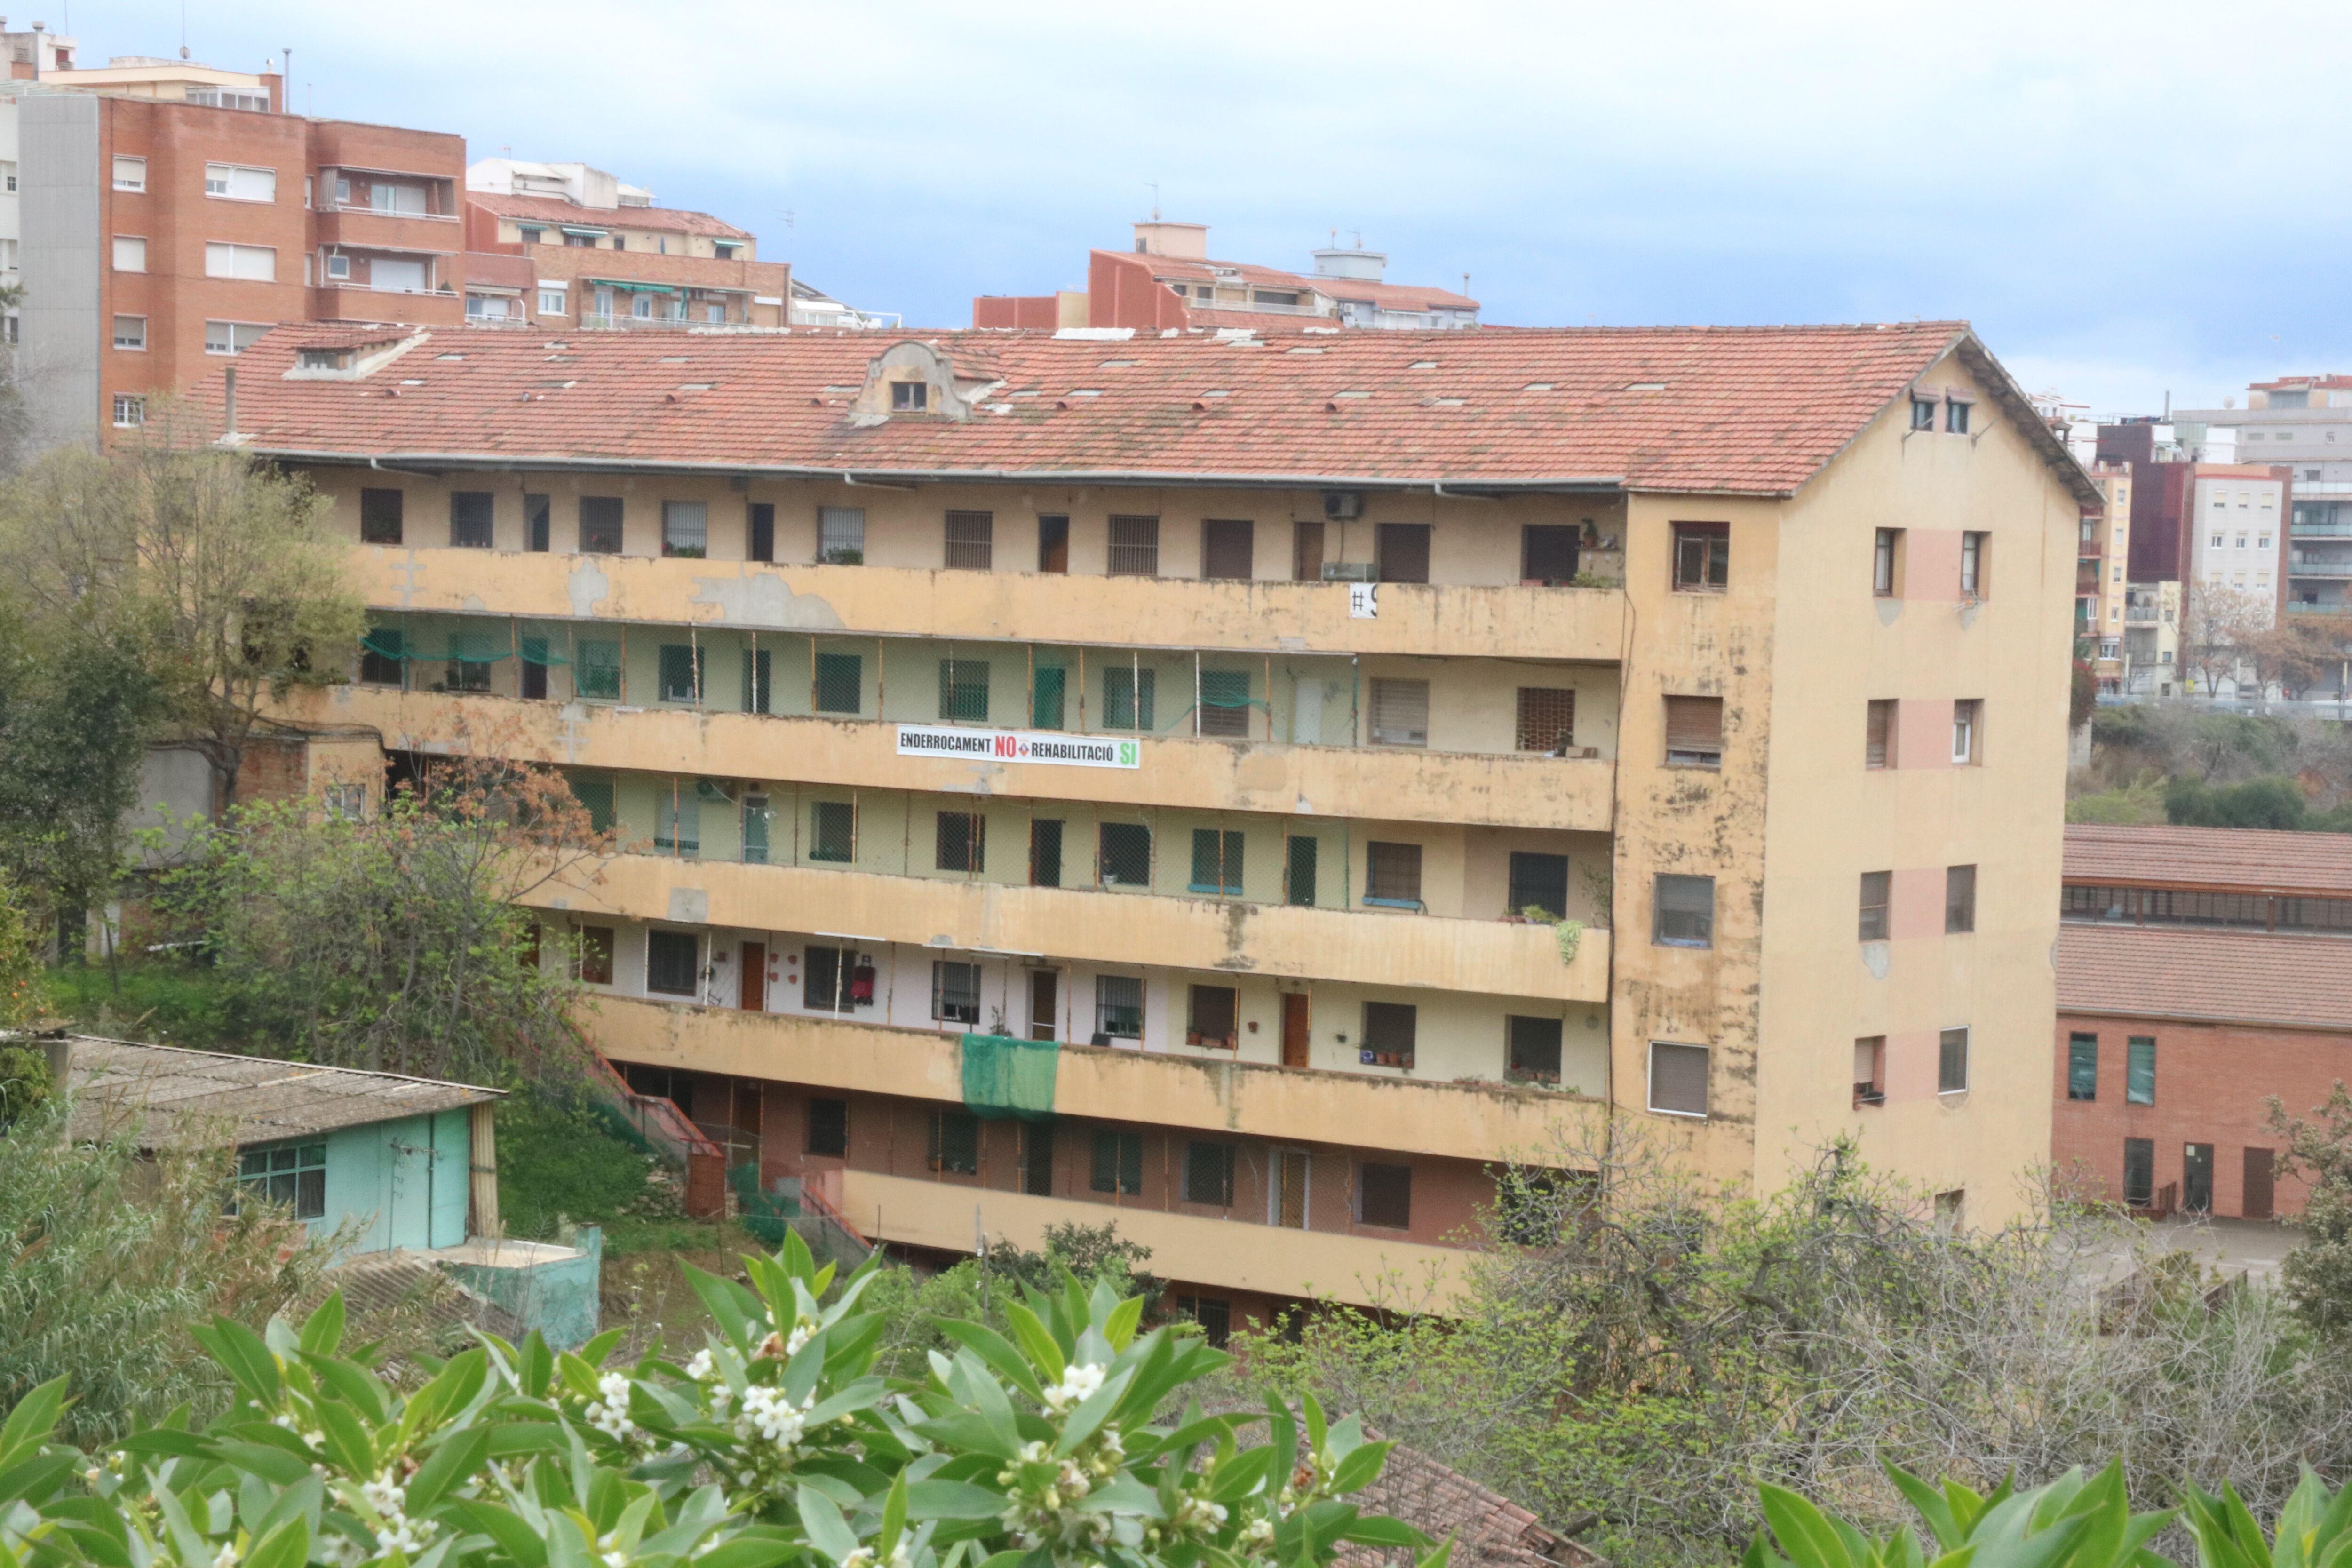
[64,1036,503,1255]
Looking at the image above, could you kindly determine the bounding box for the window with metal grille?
[1939,1027,1970,1094]
[1865,700,1896,768]
[1672,522,1728,591]
[1859,871,1891,941]
[818,506,866,564]
[1189,829,1243,895]
[1663,695,1723,766]
[1188,984,1238,1047]
[1649,1041,1708,1115]
[806,1098,848,1157]
[359,487,404,545]
[1183,1140,1236,1206]
[932,961,981,1025]
[446,492,493,549]
[1363,841,1422,907]
[804,945,857,1012]
[579,496,624,553]
[1516,687,1576,752]
[944,509,994,570]
[1370,678,1429,747]
[2127,1036,2155,1104]
[359,628,406,686]
[1032,666,1066,728]
[1286,835,1318,906]
[1176,1295,1232,1346]
[1654,875,1714,947]
[1090,1129,1143,1194]
[445,632,493,692]
[935,811,985,874]
[576,640,621,700]
[810,800,854,863]
[1104,666,1156,730]
[655,791,698,854]
[1108,515,1160,576]
[1509,852,1569,920]
[1357,1162,1413,1228]
[574,926,615,986]
[1522,524,1580,584]
[1270,1151,1310,1229]
[1019,1122,1054,1195]
[2122,1138,2154,1207]
[1095,974,1144,1041]
[814,652,861,713]
[741,793,770,864]
[1199,669,1252,737]
[238,1143,326,1220]
[658,645,704,703]
[1202,518,1254,580]
[646,930,700,996]
[1361,1001,1416,1067]
[2067,1033,2098,1100]
[661,500,707,557]
[1099,822,1151,888]
[938,659,990,722]
[741,648,771,714]
[1946,865,1976,933]
[567,773,615,834]
[1376,523,1430,583]
[1029,819,1062,887]
[1506,1015,1563,1084]
[928,1109,978,1174]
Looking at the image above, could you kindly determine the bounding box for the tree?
[2179,580,2271,696]
[2268,1082,2352,1341]
[0,409,363,813]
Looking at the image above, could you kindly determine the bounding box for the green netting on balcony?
[959,1033,1057,1121]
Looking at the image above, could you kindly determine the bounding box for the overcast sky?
[58,0,2352,415]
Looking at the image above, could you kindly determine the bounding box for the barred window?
[646,930,699,996]
[576,640,621,700]
[359,487,404,545]
[1369,678,1429,747]
[1199,669,1252,737]
[932,961,981,1025]
[1091,1129,1143,1193]
[1357,1162,1413,1228]
[1361,1001,1416,1068]
[818,506,865,564]
[1099,822,1151,888]
[810,800,854,863]
[1095,974,1144,1041]
[1108,515,1160,576]
[1364,841,1422,906]
[1189,829,1244,895]
[1183,1140,1235,1206]
[1517,687,1576,752]
[449,491,494,549]
[814,653,862,714]
[938,659,990,723]
[944,510,994,570]
[1187,984,1238,1046]
[928,1110,978,1174]
[1104,666,1156,730]
[935,811,985,874]
[657,645,704,704]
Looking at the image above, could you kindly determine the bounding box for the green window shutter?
[576,639,621,699]
[815,653,862,714]
[1105,667,1156,730]
[1285,835,1318,906]
[658,645,705,703]
[1189,829,1243,895]
[938,659,990,723]
[568,773,615,834]
[1033,666,1066,729]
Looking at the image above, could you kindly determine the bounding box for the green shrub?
[2165,775,2312,830]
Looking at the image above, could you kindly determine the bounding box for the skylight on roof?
[1409,360,1438,370]
[1065,388,1102,398]
[1286,346,1325,355]
[1331,390,1371,400]
[1428,397,1467,407]
[1625,381,1667,391]
[433,352,465,361]
[678,382,715,391]
[398,379,425,386]
[1524,382,1555,391]
[659,356,693,364]
[1099,358,1137,368]
[1197,389,1231,399]
[820,384,858,393]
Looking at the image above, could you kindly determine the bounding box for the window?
[1103,666,1156,730]
[1522,524,1580,584]
[1187,985,1238,1047]
[657,645,705,704]
[1375,522,1432,583]
[326,253,351,280]
[366,180,428,215]
[1866,700,1896,768]
[2126,1036,2155,1105]
[1672,522,1729,591]
[1037,514,1070,573]
[1910,397,1937,430]
[1199,669,1251,737]
[806,1098,849,1158]
[1032,666,1067,729]
[204,320,269,355]
[1874,528,1901,596]
[803,945,861,1013]
[931,961,981,1026]
[1202,518,1254,580]
[574,926,616,986]
[1946,398,1971,435]
[1663,695,1723,767]
[1509,852,1569,920]
[203,242,276,281]
[568,774,615,834]
[891,381,930,412]
[1855,1036,1886,1103]
[1951,700,1980,765]
[107,154,145,191]
[2067,1033,2098,1101]
[632,294,654,320]
[938,658,990,722]
[1017,1122,1054,1196]
[1189,829,1244,895]
[1858,871,1891,941]
[1650,1041,1709,1116]
[818,506,866,564]
[808,800,856,863]
[445,630,493,693]
[1175,1296,1231,1347]
[646,930,700,996]
[112,395,145,428]
[743,502,775,564]
[814,653,862,714]
[1095,974,1144,1041]
[1364,841,1423,907]
[1369,678,1429,747]
[1357,1162,1413,1228]
[1090,1130,1144,1194]
[1029,819,1063,887]
[661,500,707,557]
[203,163,277,202]
[935,810,986,874]
[1506,1015,1563,1085]
[449,492,494,549]
[942,509,993,570]
[1099,821,1152,888]
[1285,835,1318,906]
[112,314,146,350]
[575,640,621,700]
[653,788,699,853]
[1961,532,1988,597]
[1653,874,1714,948]
[580,496,624,553]
[928,1110,979,1174]
[1108,515,1160,576]
[1945,865,1976,933]
[359,628,407,686]
[1938,1027,1969,1094]
[113,235,147,272]
[238,1143,326,1221]
[1292,519,1326,581]
[539,287,566,316]
[2122,1138,2154,1208]
[521,493,552,554]
[1517,687,1576,753]
[1361,1001,1416,1067]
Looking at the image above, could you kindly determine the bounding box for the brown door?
[1273,1148,1309,1227]
[739,942,765,1010]
[1029,969,1058,1042]
[1038,515,1069,573]
[1292,519,1325,581]
[1376,522,1430,583]
[1281,992,1311,1068]
[2243,1146,2275,1220]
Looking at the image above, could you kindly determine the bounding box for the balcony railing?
[2288,557,2352,577]
[2288,602,2352,615]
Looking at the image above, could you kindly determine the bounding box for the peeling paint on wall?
[689,571,848,631]
[569,559,614,618]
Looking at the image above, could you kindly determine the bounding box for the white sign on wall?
[895,725,1141,769]
[1348,582,1380,618]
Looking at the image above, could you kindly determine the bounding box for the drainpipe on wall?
[222,365,237,440]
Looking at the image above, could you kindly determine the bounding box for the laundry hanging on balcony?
[959,1034,1057,1121]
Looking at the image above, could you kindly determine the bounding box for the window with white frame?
[204,242,276,281]
[1951,699,1980,765]
[204,321,270,355]
[325,252,351,280]
[204,163,277,202]
[110,156,144,191]
[112,235,148,272]
[538,287,566,315]
[111,315,147,350]
[112,395,145,428]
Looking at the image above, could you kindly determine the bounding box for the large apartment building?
[206,318,2091,1326]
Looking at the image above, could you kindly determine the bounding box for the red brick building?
[2054,824,2352,1218]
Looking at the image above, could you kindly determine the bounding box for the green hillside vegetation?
[2069,706,2352,830]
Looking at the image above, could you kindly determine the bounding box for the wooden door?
[1280,992,1311,1069]
[739,942,766,1011]
[2243,1146,2275,1220]
[1029,969,1058,1042]
[1272,1148,1309,1228]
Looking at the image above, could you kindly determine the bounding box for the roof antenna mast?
[1146,181,1160,222]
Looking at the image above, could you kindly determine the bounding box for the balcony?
[531,854,1614,1003]
[2289,602,2352,616]
[312,207,462,255]
[591,996,1605,1165]
[291,685,1616,834]
[312,285,463,326]
[2288,557,2352,577]
[338,546,1629,664]
[2291,521,2352,537]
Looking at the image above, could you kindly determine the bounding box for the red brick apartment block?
[2054,823,2352,1218]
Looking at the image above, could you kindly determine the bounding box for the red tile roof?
[2063,823,2352,896]
[1128,250,1478,311]
[2058,922,2352,1033]
[205,319,2089,500]
[1347,1441,1599,1568]
[468,191,753,241]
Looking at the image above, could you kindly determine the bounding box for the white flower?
[684,1349,716,1382]
[734,1383,814,1450]
[1041,1360,1106,1414]
[360,1475,406,1517]
[1241,1514,1275,1547]
[598,1371,632,1406]
[784,1322,814,1356]
[213,1543,239,1568]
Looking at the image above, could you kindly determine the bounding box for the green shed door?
[386,1116,435,1250]
[430,1108,472,1247]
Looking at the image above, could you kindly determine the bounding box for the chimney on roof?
[1132,220,1208,261]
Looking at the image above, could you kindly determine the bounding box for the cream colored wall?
[1754,351,2070,1224]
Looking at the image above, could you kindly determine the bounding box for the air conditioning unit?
[1321,562,1376,582]
[1322,489,1363,520]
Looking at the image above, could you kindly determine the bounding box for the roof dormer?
[849,340,1000,426]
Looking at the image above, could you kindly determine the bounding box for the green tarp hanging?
[960,1033,1057,1121]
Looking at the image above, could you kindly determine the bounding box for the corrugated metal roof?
[61,1036,501,1148]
